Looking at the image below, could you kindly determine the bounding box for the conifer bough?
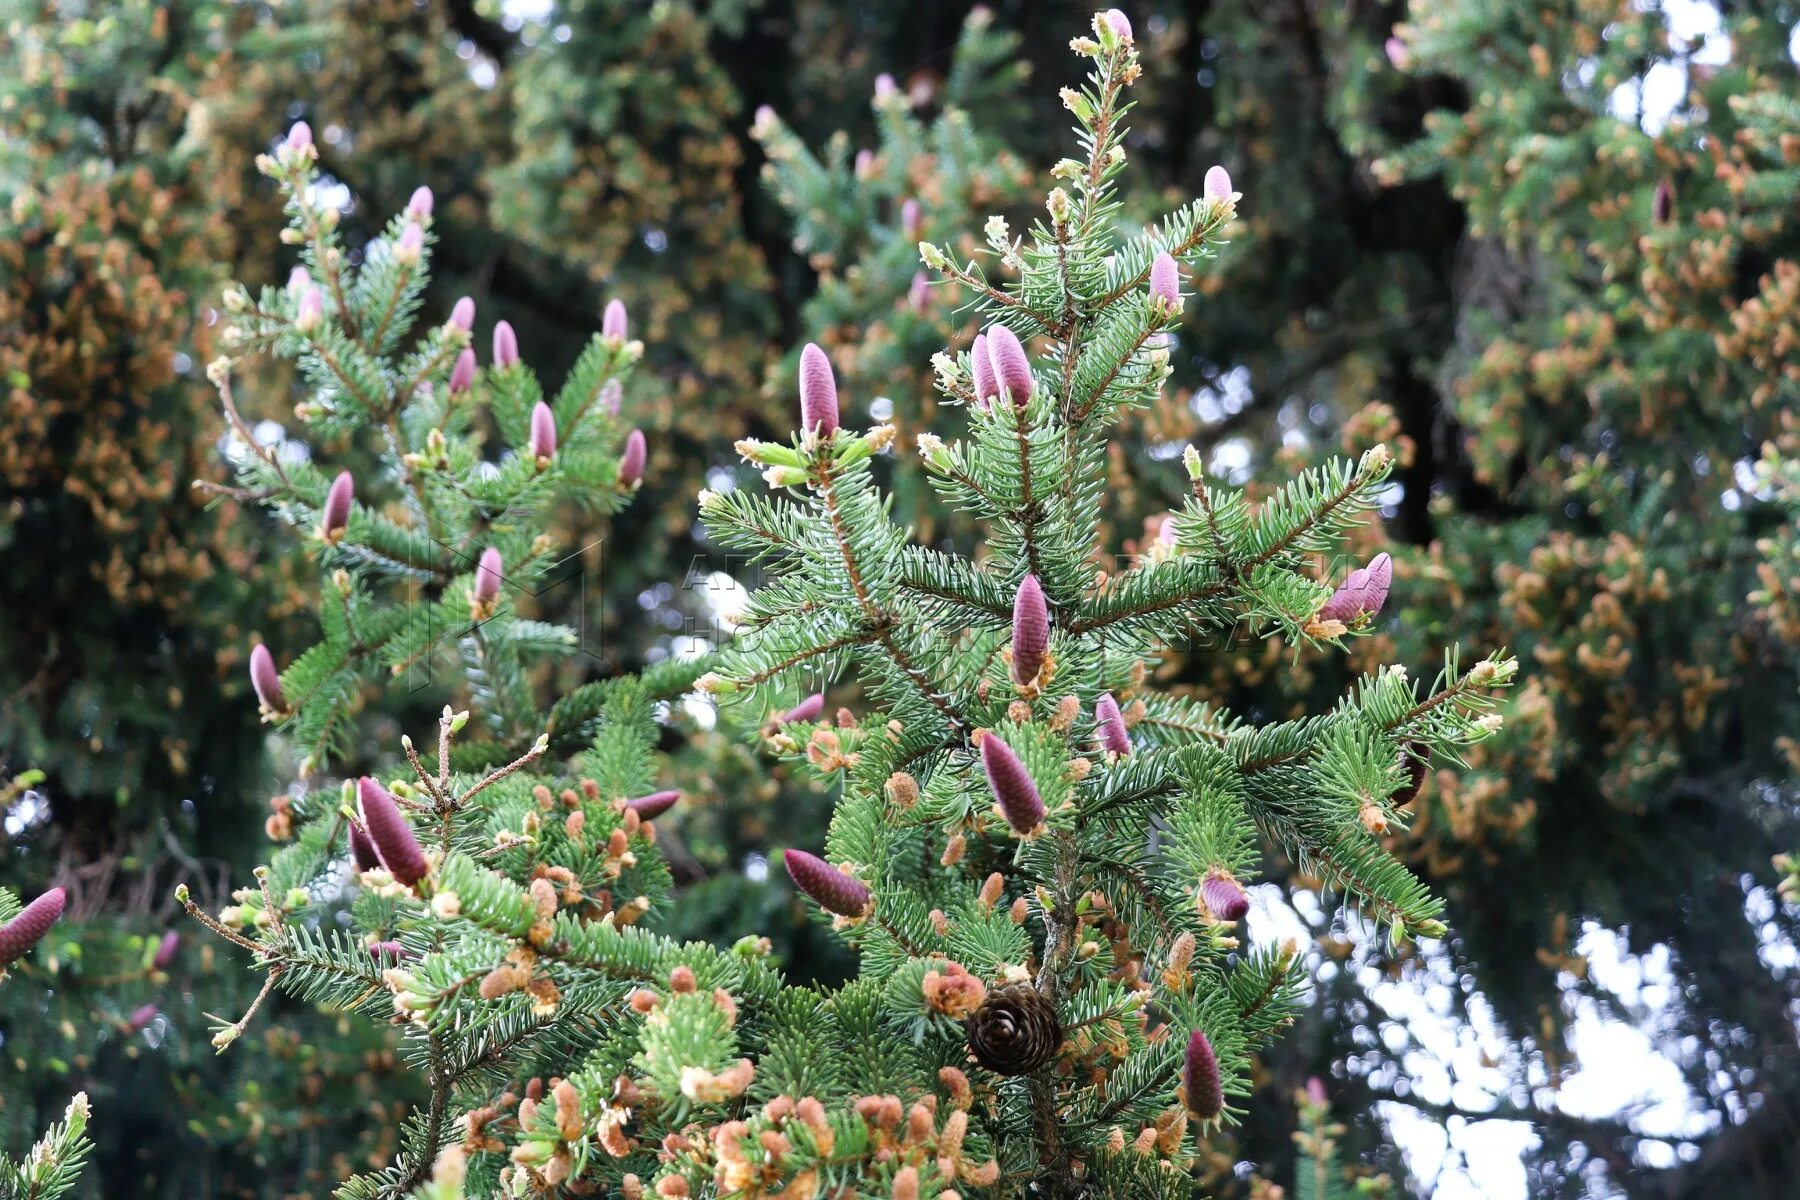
[186,15,1515,1200]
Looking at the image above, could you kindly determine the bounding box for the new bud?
[449,296,476,332]
[358,777,428,887]
[1316,551,1393,624]
[1204,165,1234,202]
[984,324,1034,405]
[492,320,519,368]
[249,643,286,714]
[1148,251,1181,312]
[1094,693,1131,756]
[618,429,647,489]
[1385,37,1410,69]
[783,849,871,917]
[283,121,313,153]
[286,266,311,295]
[1103,9,1132,41]
[529,401,557,461]
[627,791,680,820]
[295,285,324,333]
[980,734,1046,835]
[0,887,66,966]
[474,548,503,608]
[321,470,354,541]
[407,186,434,219]
[798,343,840,436]
[1183,1029,1223,1119]
[603,298,628,341]
[449,348,476,394]
[1200,870,1249,922]
[1010,575,1049,687]
[874,73,898,101]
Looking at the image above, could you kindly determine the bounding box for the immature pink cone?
[0,887,65,966]
[321,470,354,540]
[798,343,840,436]
[368,941,409,962]
[1094,693,1131,756]
[618,429,647,488]
[474,548,503,608]
[1306,1076,1328,1106]
[529,401,557,460]
[492,320,519,368]
[1200,870,1249,922]
[1384,36,1410,69]
[358,777,428,887]
[397,221,425,258]
[449,347,477,394]
[985,324,1034,405]
[779,693,826,725]
[407,186,434,219]
[1653,179,1674,227]
[152,929,180,970]
[603,298,628,340]
[783,849,871,917]
[901,197,922,241]
[908,271,930,313]
[1204,165,1233,202]
[874,73,897,100]
[127,1004,160,1033]
[284,121,312,152]
[249,643,286,713]
[1183,1029,1223,1119]
[449,296,476,332]
[1148,252,1181,311]
[854,149,875,180]
[286,265,311,294]
[627,791,680,820]
[980,734,1045,834]
[970,333,997,404]
[1010,574,1049,687]
[1104,8,1132,39]
[1316,551,1392,624]
[348,820,382,872]
[295,285,324,332]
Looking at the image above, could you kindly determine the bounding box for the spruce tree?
[184,16,1513,1197]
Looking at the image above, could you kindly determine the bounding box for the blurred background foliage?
[0,0,1796,1197]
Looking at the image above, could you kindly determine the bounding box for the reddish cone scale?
[0,886,65,966]
[783,849,871,918]
[358,777,428,887]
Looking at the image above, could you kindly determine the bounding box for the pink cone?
[981,734,1045,834]
[1653,180,1674,227]
[358,777,428,887]
[368,941,410,961]
[321,470,354,539]
[603,298,628,340]
[397,221,424,257]
[971,333,996,405]
[908,272,929,313]
[1204,165,1233,201]
[348,820,382,872]
[779,693,826,725]
[901,197,922,241]
[529,401,557,460]
[474,548,503,607]
[1384,37,1409,70]
[249,643,285,713]
[1316,552,1392,624]
[627,791,680,820]
[1010,575,1049,687]
[798,343,839,436]
[407,186,434,219]
[1183,1029,1223,1119]
[449,348,476,394]
[783,849,871,917]
[985,324,1034,405]
[618,429,646,488]
[152,929,180,970]
[1094,693,1131,756]
[1149,252,1181,311]
[1201,871,1248,922]
[128,1004,160,1032]
[295,285,323,331]
[492,320,519,368]
[0,887,66,966]
[1104,9,1132,40]
[284,121,312,152]
[449,296,476,332]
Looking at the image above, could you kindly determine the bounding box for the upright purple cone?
[984,324,1034,405]
[1316,552,1393,624]
[618,429,647,489]
[249,643,286,713]
[981,734,1046,834]
[798,343,839,436]
[358,777,428,887]
[474,548,503,608]
[1094,693,1131,756]
[492,320,519,368]
[1200,871,1249,922]
[603,298,628,340]
[1183,1029,1223,1119]
[529,401,557,460]
[0,887,66,966]
[1010,575,1049,687]
[1148,252,1181,311]
[321,470,354,540]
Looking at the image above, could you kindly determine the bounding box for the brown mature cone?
[965,981,1061,1076]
